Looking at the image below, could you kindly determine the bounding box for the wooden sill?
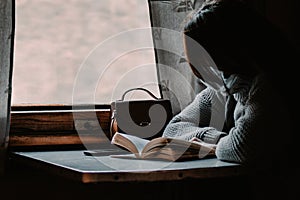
[9,105,112,149]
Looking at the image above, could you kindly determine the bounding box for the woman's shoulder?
[247,73,276,103]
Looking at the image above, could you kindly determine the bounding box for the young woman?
[162,0,297,168]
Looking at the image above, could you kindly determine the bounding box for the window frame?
[1,0,14,152]
[9,104,113,150]
[9,0,158,150]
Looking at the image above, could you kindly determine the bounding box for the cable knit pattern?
[163,73,291,165]
[163,88,215,141]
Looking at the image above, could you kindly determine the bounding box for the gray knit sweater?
[163,73,291,165]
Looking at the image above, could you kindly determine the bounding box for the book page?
[142,137,216,161]
[142,137,169,154]
[114,132,150,155]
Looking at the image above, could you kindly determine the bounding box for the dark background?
[1,0,299,200]
[245,0,299,49]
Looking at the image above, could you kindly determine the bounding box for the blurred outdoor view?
[13,0,159,105]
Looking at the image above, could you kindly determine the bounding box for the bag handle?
[120,87,160,101]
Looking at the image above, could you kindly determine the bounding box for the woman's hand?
[189,137,217,152]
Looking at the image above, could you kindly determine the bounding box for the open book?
[111,132,216,161]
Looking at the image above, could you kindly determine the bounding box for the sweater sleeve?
[215,76,274,164]
[215,103,257,163]
[162,88,224,141]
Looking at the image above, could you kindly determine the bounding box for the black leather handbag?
[110,88,173,140]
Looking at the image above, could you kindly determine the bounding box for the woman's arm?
[163,88,221,141]
[215,103,257,163]
[215,75,282,164]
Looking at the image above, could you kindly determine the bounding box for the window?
[10,0,161,149]
[13,0,159,106]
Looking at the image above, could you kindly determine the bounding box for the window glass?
[13,0,159,105]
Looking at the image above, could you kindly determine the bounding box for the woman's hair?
[183,0,261,76]
[183,0,297,79]
[183,0,298,130]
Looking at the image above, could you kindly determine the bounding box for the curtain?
[0,0,14,175]
[148,0,205,115]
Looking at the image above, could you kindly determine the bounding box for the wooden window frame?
[9,105,112,150]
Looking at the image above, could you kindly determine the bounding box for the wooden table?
[11,150,244,183]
